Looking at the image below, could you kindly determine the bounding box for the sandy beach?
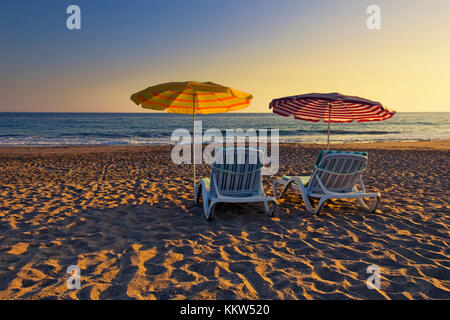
[0,141,449,300]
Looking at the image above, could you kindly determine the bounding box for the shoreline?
[0,140,448,154]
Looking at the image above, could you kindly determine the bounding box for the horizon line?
[0,111,448,114]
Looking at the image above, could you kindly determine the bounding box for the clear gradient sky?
[0,0,449,112]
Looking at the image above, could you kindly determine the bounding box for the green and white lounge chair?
[194,147,277,221]
[273,150,381,215]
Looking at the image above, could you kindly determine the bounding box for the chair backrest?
[210,147,263,197]
[308,153,368,193]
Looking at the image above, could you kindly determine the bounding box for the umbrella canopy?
[131,81,252,114]
[269,92,396,149]
[131,81,253,193]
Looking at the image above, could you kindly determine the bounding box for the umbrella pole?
[193,97,196,193]
[327,103,331,151]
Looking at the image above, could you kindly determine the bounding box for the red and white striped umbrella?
[269,92,396,149]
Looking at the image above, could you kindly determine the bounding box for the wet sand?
[0,141,449,299]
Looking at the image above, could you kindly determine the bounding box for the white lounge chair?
[273,151,381,215]
[194,147,277,221]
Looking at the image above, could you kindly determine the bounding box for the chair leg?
[314,197,328,215]
[264,200,277,217]
[275,178,314,213]
[300,194,314,213]
[273,179,292,200]
[205,201,217,222]
[358,195,381,213]
[200,184,213,221]
[273,180,283,199]
[274,179,296,200]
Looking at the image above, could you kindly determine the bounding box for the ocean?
[0,112,448,146]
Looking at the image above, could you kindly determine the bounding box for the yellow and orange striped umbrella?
[130,81,252,114]
[130,81,253,194]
